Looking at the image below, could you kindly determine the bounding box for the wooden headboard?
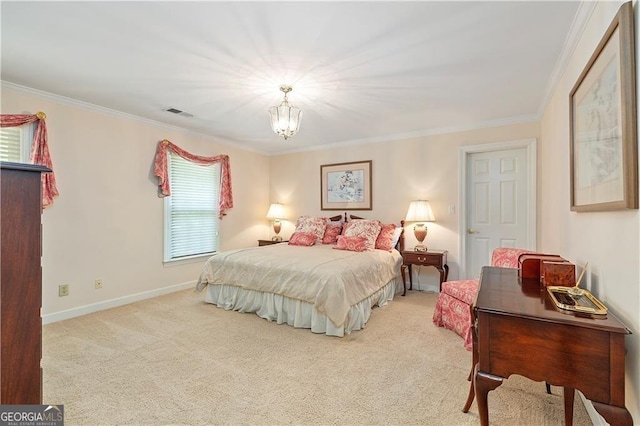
[329,212,366,222]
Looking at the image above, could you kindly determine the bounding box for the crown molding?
[0,81,269,155]
[536,0,598,117]
[2,80,539,157]
[271,114,540,155]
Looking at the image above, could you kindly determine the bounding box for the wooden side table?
[401,250,449,295]
[258,239,288,246]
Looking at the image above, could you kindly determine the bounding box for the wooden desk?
[471,266,632,426]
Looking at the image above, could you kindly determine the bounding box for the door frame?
[458,138,537,279]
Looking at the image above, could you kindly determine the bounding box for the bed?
[195,213,405,336]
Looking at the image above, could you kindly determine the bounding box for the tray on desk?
[546,286,608,317]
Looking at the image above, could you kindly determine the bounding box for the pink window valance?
[153,139,233,218]
[0,112,59,208]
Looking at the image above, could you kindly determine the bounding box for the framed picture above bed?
[321,160,372,210]
[569,1,637,212]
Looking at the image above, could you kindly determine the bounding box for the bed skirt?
[203,277,403,337]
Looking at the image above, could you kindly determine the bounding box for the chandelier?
[268,85,302,140]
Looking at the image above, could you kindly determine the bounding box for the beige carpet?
[43,289,592,425]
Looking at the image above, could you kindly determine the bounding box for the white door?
[460,140,536,279]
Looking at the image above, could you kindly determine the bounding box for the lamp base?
[413,224,428,252]
[272,221,283,241]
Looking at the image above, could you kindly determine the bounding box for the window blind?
[0,127,23,162]
[165,153,220,261]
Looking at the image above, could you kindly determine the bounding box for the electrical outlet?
[59,284,69,297]
[95,279,103,290]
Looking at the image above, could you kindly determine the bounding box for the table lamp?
[405,200,435,251]
[266,203,286,241]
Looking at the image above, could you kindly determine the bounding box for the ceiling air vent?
[164,107,194,118]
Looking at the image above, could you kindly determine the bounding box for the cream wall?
[2,1,638,419]
[269,120,540,291]
[539,1,640,422]
[1,86,271,320]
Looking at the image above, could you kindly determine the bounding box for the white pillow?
[391,227,403,249]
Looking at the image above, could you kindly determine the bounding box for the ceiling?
[1,1,586,155]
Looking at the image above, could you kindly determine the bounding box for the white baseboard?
[42,281,196,324]
[410,267,442,294]
[412,283,439,293]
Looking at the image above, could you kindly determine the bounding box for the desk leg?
[474,367,503,426]
[462,364,475,413]
[563,387,574,426]
[591,402,633,426]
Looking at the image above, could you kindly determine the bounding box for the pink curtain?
[153,139,233,218]
[0,112,59,208]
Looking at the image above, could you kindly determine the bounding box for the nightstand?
[258,239,288,246]
[401,250,449,295]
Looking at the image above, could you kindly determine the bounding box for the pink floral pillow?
[294,216,327,243]
[375,223,397,251]
[322,224,342,244]
[296,215,328,226]
[288,232,317,246]
[344,219,382,250]
[334,235,367,252]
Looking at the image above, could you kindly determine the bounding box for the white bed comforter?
[196,244,402,327]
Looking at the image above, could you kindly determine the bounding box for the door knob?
[467,228,479,234]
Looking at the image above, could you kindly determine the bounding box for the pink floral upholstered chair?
[432,247,533,350]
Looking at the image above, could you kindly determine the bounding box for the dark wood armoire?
[0,162,50,404]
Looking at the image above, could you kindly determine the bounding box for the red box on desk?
[518,253,567,280]
[541,261,576,287]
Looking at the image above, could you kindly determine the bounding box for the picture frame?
[569,2,637,212]
[320,160,372,210]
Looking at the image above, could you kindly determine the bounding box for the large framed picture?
[320,160,372,210]
[569,2,637,212]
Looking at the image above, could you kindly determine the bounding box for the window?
[0,124,33,163]
[164,152,220,262]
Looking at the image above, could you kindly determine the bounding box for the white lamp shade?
[405,200,435,222]
[266,203,285,220]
